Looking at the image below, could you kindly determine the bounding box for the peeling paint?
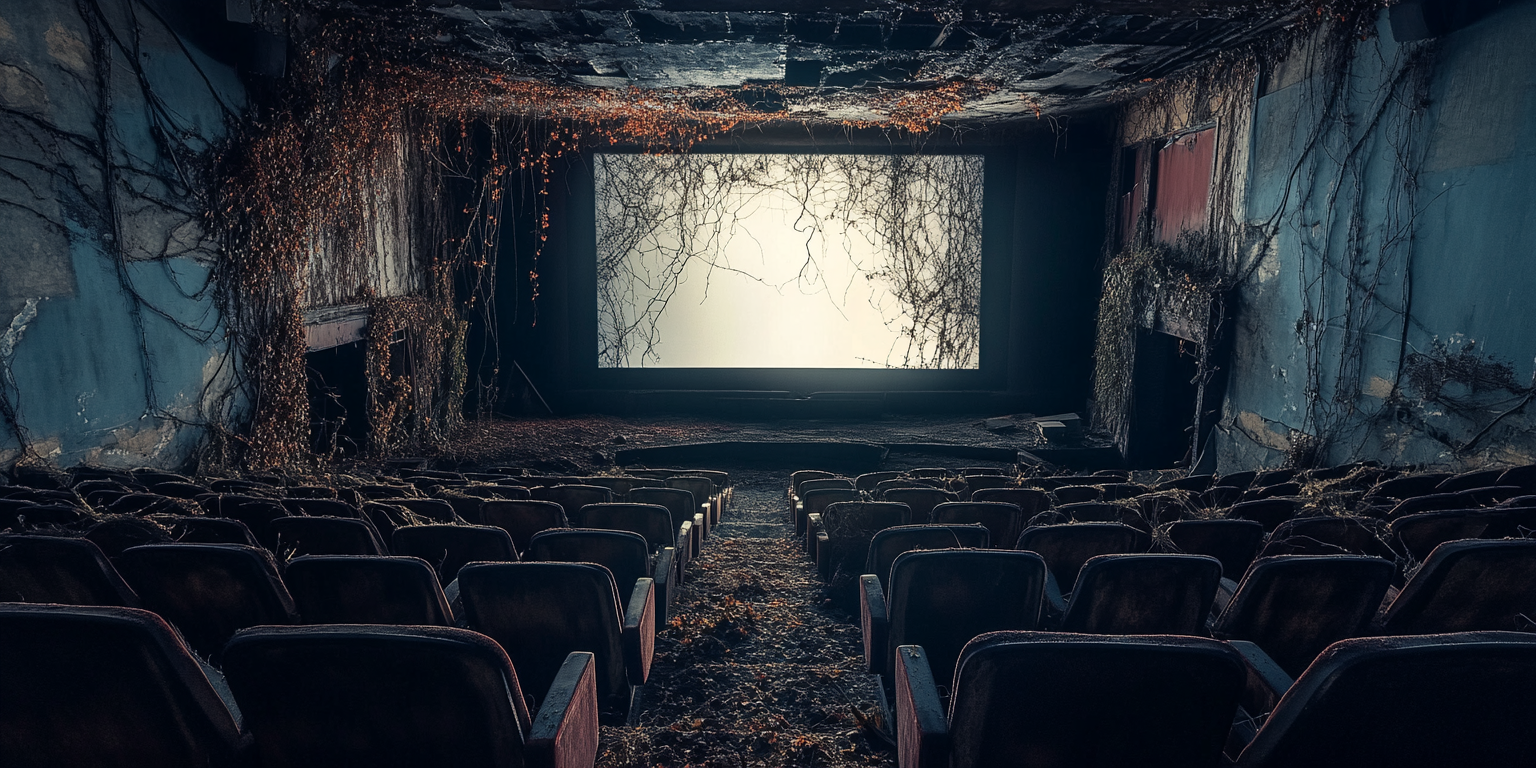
[1237,411,1292,452]
[0,15,14,41]
[1,298,39,360]
[44,22,89,74]
[1362,376,1395,399]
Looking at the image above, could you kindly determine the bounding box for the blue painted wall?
[0,0,244,472]
[1214,2,1536,470]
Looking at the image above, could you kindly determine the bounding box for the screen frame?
[566,143,1018,393]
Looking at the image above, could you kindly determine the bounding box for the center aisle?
[598,469,891,767]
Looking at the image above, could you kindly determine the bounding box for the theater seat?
[864,524,990,590]
[392,524,518,583]
[1058,554,1221,635]
[0,535,141,607]
[480,499,570,556]
[930,501,1023,548]
[459,561,653,721]
[1229,632,1536,767]
[896,631,1243,768]
[284,555,453,626]
[628,486,704,561]
[1211,555,1393,678]
[270,516,387,557]
[1377,538,1536,635]
[860,548,1046,681]
[1016,522,1148,593]
[809,501,910,585]
[221,624,598,768]
[0,603,246,768]
[527,528,672,624]
[116,543,298,662]
[1164,518,1265,578]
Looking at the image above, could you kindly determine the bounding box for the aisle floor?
[598,469,891,767]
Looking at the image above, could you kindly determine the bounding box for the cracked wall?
[1211,3,1536,471]
[0,0,245,472]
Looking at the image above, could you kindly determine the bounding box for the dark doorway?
[1126,329,1201,469]
[307,341,368,458]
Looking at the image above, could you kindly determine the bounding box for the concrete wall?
[0,0,244,472]
[1211,2,1536,471]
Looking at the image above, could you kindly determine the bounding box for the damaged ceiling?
[349,0,1312,123]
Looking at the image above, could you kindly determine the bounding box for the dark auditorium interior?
[4,0,1536,766]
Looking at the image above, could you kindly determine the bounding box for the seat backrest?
[627,487,696,529]
[1389,510,1492,561]
[576,503,675,551]
[532,485,615,519]
[1496,463,1536,493]
[161,516,261,547]
[377,497,457,523]
[1381,539,1536,634]
[279,497,362,519]
[866,524,990,586]
[116,544,298,661]
[1062,554,1222,635]
[1213,555,1394,678]
[1218,470,1258,489]
[947,631,1244,768]
[0,535,141,607]
[82,517,173,557]
[886,549,1047,685]
[880,487,957,524]
[1237,632,1536,768]
[1154,473,1216,493]
[852,471,902,492]
[799,478,855,494]
[479,499,568,555]
[270,516,387,558]
[454,484,532,501]
[1385,492,1473,519]
[1051,485,1103,504]
[1096,483,1149,501]
[1227,498,1302,532]
[1202,485,1246,509]
[392,524,517,583]
[526,528,650,595]
[931,501,1024,548]
[459,562,628,704]
[0,604,245,768]
[1055,501,1125,523]
[1016,523,1148,591]
[822,501,911,540]
[1165,518,1266,578]
[222,624,533,768]
[1435,468,1505,493]
[792,470,837,495]
[284,556,452,626]
[1364,472,1454,501]
[214,496,290,550]
[665,476,714,505]
[1259,516,1395,560]
[970,487,1049,515]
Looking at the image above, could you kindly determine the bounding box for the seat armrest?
[793,499,805,532]
[894,645,950,768]
[1213,576,1240,617]
[622,578,656,686]
[1040,571,1067,628]
[815,531,832,581]
[692,512,705,555]
[676,521,693,569]
[699,504,712,536]
[527,651,600,768]
[651,547,675,625]
[859,575,888,675]
[1229,640,1293,719]
[805,512,824,557]
[443,578,465,626]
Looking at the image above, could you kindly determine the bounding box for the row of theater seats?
[0,464,730,767]
[786,465,1536,767]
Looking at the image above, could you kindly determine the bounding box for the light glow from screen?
[595,153,983,369]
